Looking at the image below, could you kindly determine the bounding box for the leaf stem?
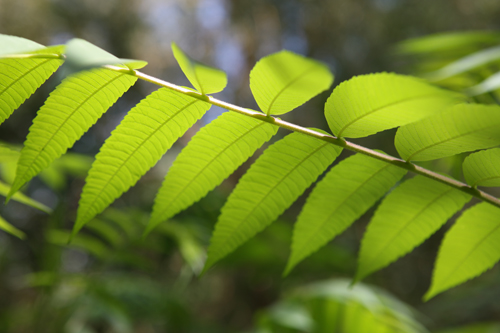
[123,68,500,209]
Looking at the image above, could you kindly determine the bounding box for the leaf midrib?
[436,207,500,291]
[361,187,456,276]
[79,98,200,224]
[473,174,500,187]
[154,121,269,224]
[213,140,332,261]
[13,70,126,194]
[405,119,500,161]
[291,163,393,266]
[337,93,447,138]
[265,64,320,115]
[0,58,53,99]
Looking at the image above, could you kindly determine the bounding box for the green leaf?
[8,68,137,200]
[171,42,227,95]
[0,45,64,126]
[0,34,45,56]
[203,131,342,273]
[463,148,500,187]
[74,89,211,237]
[0,215,25,239]
[325,73,462,138]
[425,203,500,300]
[395,103,500,162]
[285,152,407,275]
[64,38,147,73]
[249,50,333,116]
[356,176,471,282]
[146,111,278,235]
[0,181,51,213]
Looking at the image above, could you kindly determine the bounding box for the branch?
[106,66,500,209]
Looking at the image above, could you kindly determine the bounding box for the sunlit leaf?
[285,152,407,275]
[74,88,211,237]
[0,45,64,125]
[203,131,342,272]
[356,176,471,282]
[146,111,278,235]
[325,73,462,138]
[0,215,25,239]
[463,148,500,187]
[250,50,333,116]
[171,42,227,95]
[8,68,137,200]
[395,103,500,161]
[425,203,500,300]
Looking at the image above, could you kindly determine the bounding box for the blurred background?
[1,0,500,332]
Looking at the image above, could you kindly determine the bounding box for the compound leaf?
[463,148,500,187]
[356,176,471,282]
[425,203,500,300]
[396,103,500,162]
[203,131,342,273]
[325,73,462,138]
[171,42,227,95]
[8,68,137,200]
[146,111,278,235]
[74,88,211,237]
[285,152,407,275]
[250,50,333,116]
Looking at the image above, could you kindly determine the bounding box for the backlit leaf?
[250,50,333,116]
[285,152,407,275]
[74,88,211,237]
[356,176,471,282]
[395,103,500,161]
[146,111,278,235]
[463,148,500,187]
[171,42,227,95]
[203,131,342,272]
[0,45,64,125]
[425,203,500,300]
[8,68,137,200]
[325,73,462,138]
